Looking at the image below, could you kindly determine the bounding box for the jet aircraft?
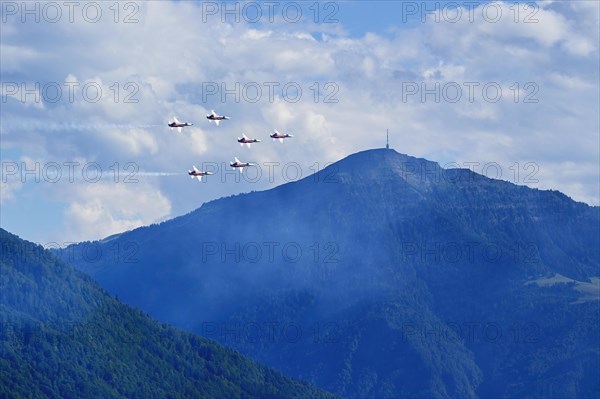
[270,129,293,143]
[237,134,261,147]
[188,166,213,182]
[230,157,252,173]
[168,117,193,133]
[206,110,230,126]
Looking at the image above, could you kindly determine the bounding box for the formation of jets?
[169,109,293,183]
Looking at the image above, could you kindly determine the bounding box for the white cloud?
[0,178,22,205]
[0,44,44,73]
[547,73,591,90]
[104,128,159,156]
[242,29,273,40]
[63,182,171,242]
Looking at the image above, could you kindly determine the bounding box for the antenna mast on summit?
[386,129,389,149]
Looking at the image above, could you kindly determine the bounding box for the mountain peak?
[311,148,444,193]
[335,148,439,170]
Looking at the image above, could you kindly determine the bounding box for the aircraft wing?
[177,126,182,133]
[214,120,220,126]
[278,138,283,143]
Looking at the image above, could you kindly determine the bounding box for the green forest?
[0,228,336,399]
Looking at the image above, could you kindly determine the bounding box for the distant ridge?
[62,149,600,399]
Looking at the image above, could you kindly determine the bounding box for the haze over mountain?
[63,149,600,398]
[0,229,337,399]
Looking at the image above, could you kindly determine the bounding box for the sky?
[1,0,599,245]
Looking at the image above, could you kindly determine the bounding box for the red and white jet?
[237,134,261,148]
[188,166,213,182]
[270,129,294,143]
[206,110,230,126]
[230,157,253,173]
[168,117,193,133]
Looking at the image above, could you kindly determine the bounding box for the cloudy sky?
[1,0,598,245]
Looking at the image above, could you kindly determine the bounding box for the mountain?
[62,149,600,398]
[0,228,337,399]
